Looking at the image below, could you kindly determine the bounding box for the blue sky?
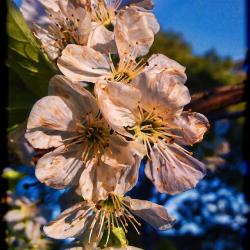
[153,0,246,60]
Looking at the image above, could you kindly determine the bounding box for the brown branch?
[186,83,246,115]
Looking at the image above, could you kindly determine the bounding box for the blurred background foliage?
[5,2,248,250]
[149,31,244,92]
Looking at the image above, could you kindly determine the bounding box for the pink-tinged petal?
[125,0,154,10]
[106,134,145,164]
[115,6,159,57]
[49,75,99,116]
[66,5,91,45]
[4,209,24,222]
[13,222,25,231]
[39,0,62,12]
[80,136,141,202]
[88,24,117,54]
[170,112,210,146]
[145,54,187,82]
[95,81,139,137]
[57,45,110,82]
[125,197,175,230]
[25,95,77,149]
[145,143,206,194]
[134,69,190,116]
[79,161,114,202]
[25,221,41,241]
[112,155,141,195]
[34,24,60,60]
[43,201,94,239]
[104,135,142,191]
[36,145,84,189]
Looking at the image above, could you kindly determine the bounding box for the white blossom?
[33,0,159,60]
[94,54,209,194]
[25,75,140,201]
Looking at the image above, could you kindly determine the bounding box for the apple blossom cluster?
[24,0,210,249]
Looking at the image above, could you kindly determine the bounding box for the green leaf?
[6,1,58,98]
[8,69,37,127]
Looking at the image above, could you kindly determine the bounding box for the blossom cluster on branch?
[14,0,210,249]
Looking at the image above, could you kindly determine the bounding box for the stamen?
[88,210,100,243]
[59,113,111,164]
[94,193,142,243]
[90,0,118,30]
[97,211,105,240]
[129,106,179,158]
[104,214,111,247]
[109,53,146,84]
[123,213,140,235]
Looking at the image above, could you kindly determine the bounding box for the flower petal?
[145,54,187,81]
[80,163,137,202]
[43,201,94,239]
[170,112,210,145]
[125,0,154,10]
[95,81,139,137]
[67,4,91,46]
[80,137,141,201]
[125,197,175,230]
[36,145,84,189]
[25,95,77,149]
[49,75,99,116]
[25,221,41,241]
[145,143,206,194]
[58,45,110,82]
[134,69,190,115]
[88,24,117,54]
[39,0,62,12]
[108,134,145,163]
[4,209,24,222]
[115,6,159,57]
[34,24,60,60]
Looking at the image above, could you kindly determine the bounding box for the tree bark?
[186,83,246,115]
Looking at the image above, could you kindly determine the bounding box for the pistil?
[62,112,110,164]
[91,194,141,246]
[128,107,180,158]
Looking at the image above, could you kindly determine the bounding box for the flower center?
[46,10,86,53]
[90,194,141,247]
[108,54,145,84]
[127,107,177,155]
[63,195,141,248]
[63,112,110,163]
[91,0,121,31]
